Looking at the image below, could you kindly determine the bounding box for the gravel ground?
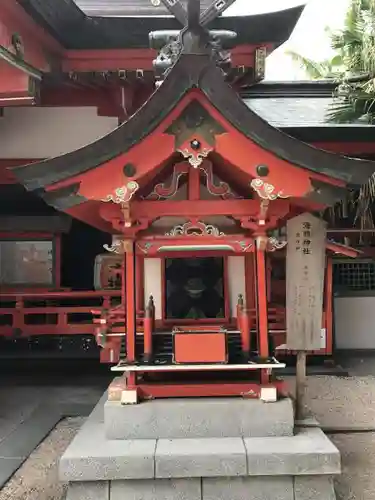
[331,433,375,500]
[0,417,84,500]
[2,376,375,500]
[287,375,375,428]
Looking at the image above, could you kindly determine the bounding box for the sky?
[223,0,351,80]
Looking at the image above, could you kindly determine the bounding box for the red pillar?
[143,299,153,363]
[255,237,269,384]
[136,254,144,315]
[239,309,251,358]
[124,240,136,364]
[245,253,256,311]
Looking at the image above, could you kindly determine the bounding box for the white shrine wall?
[0,107,118,159]
[334,296,375,349]
[144,258,163,320]
[227,256,246,318]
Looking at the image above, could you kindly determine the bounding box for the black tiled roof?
[74,0,213,16]
[245,97,371,128]
[246,97,335,128]
[16,1,304,49]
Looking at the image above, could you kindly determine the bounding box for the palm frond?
[326,99,366,123]
[285,50,331,79]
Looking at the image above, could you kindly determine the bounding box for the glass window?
[0,240,54,286]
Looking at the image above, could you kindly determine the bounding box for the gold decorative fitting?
[178,148,210,168]
[101,181,139,204]
[250,178,288,200]
[267,237,287,252]
[103,241,123,254]
[255,47,266,79]
[165,220,225,237]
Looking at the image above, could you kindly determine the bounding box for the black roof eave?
[242,80,337,98]
[11,53,375,195]
[17,1,304,49]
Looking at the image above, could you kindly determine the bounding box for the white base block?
[260,387,277,403]
[121,389,138,405]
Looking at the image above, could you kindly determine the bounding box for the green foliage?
[285,50,342,79]
[288,0,375,124]
[287,0,375,229]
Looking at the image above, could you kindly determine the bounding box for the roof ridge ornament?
[149,0,237,84]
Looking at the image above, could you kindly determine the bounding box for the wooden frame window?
[0,237,56,287]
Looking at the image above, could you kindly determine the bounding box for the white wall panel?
[227,256,246,318]
[334,296,375,349]
[0,107,118,159]
[144,258,162,320]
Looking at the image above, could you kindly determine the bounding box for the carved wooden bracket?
[111,218,150,237]
[101,181,139,204]
[200,162,237,198]
[178,145,212,168]
[165,219,225,237]
[250,178,289,201]
[145,163,189,200]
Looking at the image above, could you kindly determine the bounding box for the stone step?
[104,397,294,440]
[66,476,337,500]
[61,393,340,500]
[60,420,340,483]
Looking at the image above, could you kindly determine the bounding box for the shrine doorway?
[164,256,225,320]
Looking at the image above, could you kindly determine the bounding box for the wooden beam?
[0,60,39,104]
[0,3,62,72]
[131,199,260,218]
[62,49,157,72]
[62,45,262,72]
[131,198,289,220]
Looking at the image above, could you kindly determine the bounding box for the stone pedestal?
[60,382,340,500]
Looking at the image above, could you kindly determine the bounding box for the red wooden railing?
[0,291,121,337]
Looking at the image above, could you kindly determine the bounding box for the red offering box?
[172,330,228,364]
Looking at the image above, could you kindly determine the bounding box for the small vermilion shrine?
[12,0,375,402]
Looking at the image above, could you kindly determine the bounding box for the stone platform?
[105,396,294,439]
[60,385,341,500]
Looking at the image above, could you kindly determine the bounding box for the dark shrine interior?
[165,257,225,320]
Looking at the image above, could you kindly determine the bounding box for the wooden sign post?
[286,213,326,420]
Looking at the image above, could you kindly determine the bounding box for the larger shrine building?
[0,0,374,360]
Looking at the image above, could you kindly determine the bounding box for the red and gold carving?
[136,236,253,255]
[103,235,123,254]
[200,162,236,198]
[255,235,287,252]
[101,181,139,204]
[145,163,189,200]
[250,178,289,200]
[165,220,225,237]
[266,237,287,252]
[178,144,213,168]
